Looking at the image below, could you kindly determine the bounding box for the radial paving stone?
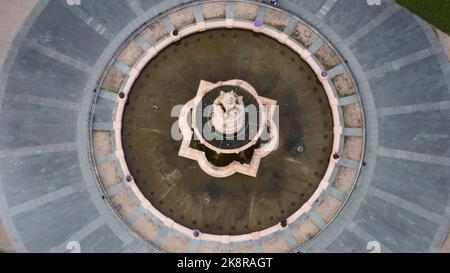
[92,96,117,124]
[322,0,389,40]
[12,191,99,252]
[368,55,450,108]
[0,0,449,253]
[24,0,109,67]
[57,0,138,35]
[379,110,450,158]
[138,0,168,12]
[293,0,328,14]
[349,10,432,71]
[371,157,450,215]
[4,46,89,102]
[0,101,78,149]
[354,194,441,253]
[324,229,369,253]
[0,151,82,208]
[78,224,126,253]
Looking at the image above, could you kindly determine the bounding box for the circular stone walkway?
[0,0,449,253]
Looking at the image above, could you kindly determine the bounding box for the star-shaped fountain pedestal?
[178,79,279,178]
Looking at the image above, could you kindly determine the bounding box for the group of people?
[261,0,280,7]
[271,0,280,6]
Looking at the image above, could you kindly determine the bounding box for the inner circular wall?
[121,28,334,235]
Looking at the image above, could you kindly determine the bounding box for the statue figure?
[211,90,245,135]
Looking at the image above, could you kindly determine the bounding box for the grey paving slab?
[308,211,327,229]
[347,220,392,253]
[327,186,347,202]
[64,0,137,35]
[25,40,92,73]
[343,128,363,136]
[256,5,266,22]
[193,4,204,23]
[378,110,450,157]
[8,184,81,217]
[93,96,116,124]
[92,122,114,131]
[324,229,368,253]
[50,216,105,252]
[283,18,296,35]
[2,93,79,112]
[308,38,323,54]
[160,0,194,14]
[339,95,358,106]
[343,5,400,46]
[79,224,126,253]
[95,153,115,165]
[0,142,77,159]
[106,182,127,197]
[25,0,109,66]
[378,147,450,167]
[338,158,360,170]
[139,0,165,12]
[0,151,82,208]
[350,10,431,71]
[372,156,450,215]
[124,238,158,253]
[134,35,151,51]
[126,207,145,226]
[4,47,88,103]
[126,0,146,18]
[60,3,114,41]
[326,63,344,78]
[316,0,338,20]
[98,90,118,102]
[114,62,131,75]
[378,101,450,117]
[13,190,99,252]
[0,101,78,150]
[162,16,175,33]
[370,186,444,224]
[353,194,439,252]
[369,55,449,108]
[323,0,389,39]
[365,46,442,79]
[288,0,328,14]
[187,238,200,253]
[226,1,233,19]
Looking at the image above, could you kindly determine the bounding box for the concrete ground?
[0,0,449,253]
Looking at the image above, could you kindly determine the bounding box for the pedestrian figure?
[270,0,280,7]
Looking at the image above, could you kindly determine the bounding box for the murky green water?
[122,29,333,235]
